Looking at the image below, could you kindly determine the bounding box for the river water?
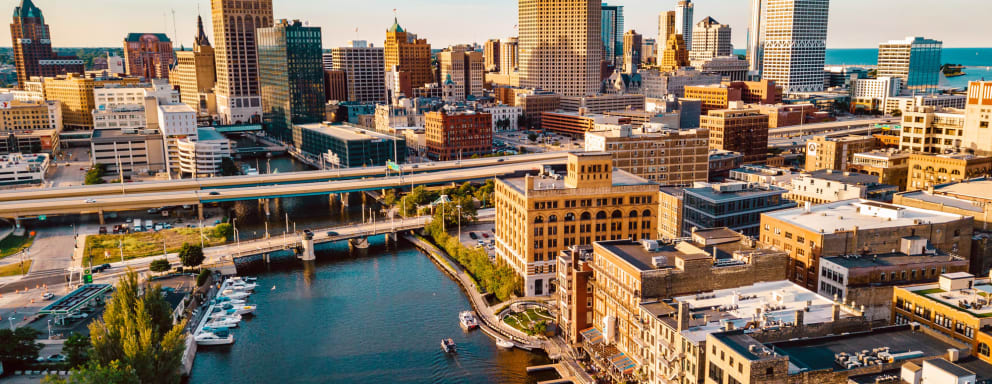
[189,155,555,383]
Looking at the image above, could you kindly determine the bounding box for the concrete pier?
[300,234,316,261]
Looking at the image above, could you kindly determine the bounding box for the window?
[980,343,990,357]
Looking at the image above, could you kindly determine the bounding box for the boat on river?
[459,311,478,331]
[441,338,457,353]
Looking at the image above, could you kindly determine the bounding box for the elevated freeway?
[0,152,569,203]
[767,117,899,139]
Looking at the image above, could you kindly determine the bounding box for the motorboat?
[459,311,479,331]
[212,296,247,306]
[195,328,234,346]
[228,281,257,292]
[208,308,243,322]
[441,338,457,354]
[496,337,514,349]
[220,290,251,300]
[222,302,257,316]
[205,317,240,328]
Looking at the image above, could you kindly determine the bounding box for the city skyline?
[2,0,990,50]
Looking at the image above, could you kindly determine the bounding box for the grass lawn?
[84,226,229,265]
[0,234,34,259]
[0,260,32,277]
[503,308,553,334]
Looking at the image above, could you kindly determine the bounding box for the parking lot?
[495,130,584,154]
[455,221,497,260]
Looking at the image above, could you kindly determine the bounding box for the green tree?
[88,271,186,384]
[84,164,107,185]
[62,332,90,368]
[196,269,211,287]
[148,259,171,273]
[0,327,42,371]
[178,243,204,268]
[211,223,234,240]
[527,132,538,142]
[219,157,239,176]
[43,360,141,384]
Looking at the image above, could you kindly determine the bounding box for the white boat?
[459,311,479,331]
[195,329,234,346]
[227,281,257,291]
[441,338,457,354]
[205,317,240,328]
[208,310,242,323]
[496,338,515,349]
[230,304,257,316]
[220,290,251,300]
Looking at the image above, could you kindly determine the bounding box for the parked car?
[482,233,489,238]
[84,199,97,204]
[47,354,67,362]
[92,264,111,273]
[98,226,107,234]
[469,232,478,240]
[43,292,54,300]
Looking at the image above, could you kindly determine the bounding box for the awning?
[580,327,604,345]
[610,352,636,374]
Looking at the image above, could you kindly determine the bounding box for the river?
[187,238,555,383]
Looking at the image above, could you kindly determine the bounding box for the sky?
[3,0,991,50]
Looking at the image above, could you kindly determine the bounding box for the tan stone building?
[210,0,271,124]
[584,125,709,185]
[898,106,965,154]
[494,152,658,296]
[658,187,684,240]
[0,99,60,132]
[383,18,432,89]
[169,16,216,117]
[847,149,910,191]
[438,46,484,101]
[42,74,140,131]
[760,199,973,292]
[702,109,769,164]
[907,153,992,191]
[804,135,876,172]
[518,0,601,97]
[962,81,992,156]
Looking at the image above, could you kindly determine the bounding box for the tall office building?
[211,0,272,124]
[9,0,83,88]
[438,46,484,101]
[484,39,500,73]
[657,34,690,71]
[519,0,601,97]
[689,17,732,62]
[674,0,694,49]
[746,0,765,73]
[658,11,676,48]
[500,37,519,75]
[258,19,326,143]
[123,33,174,79]
[330,42,386,104]
[384,18,433,88]
[877,36,943,93]
[169,16,217,117]
[622,30,642,74]
[761,0,829,93]
[601,3,624,65]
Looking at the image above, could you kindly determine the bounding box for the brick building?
[425,109,491,161]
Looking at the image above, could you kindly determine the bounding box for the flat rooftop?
[902,277,992,317]
[930,178,992,201]
[897,190,984,213]
[822,252,964,270]
[853,150,910,161]
[158,104,195,113]
[684,183,788,202]
[769,326,960,372]
[91,128,161,139]
[499,169,654,195]
[295,123,399,142]
[805,170,886,185]
[196,127,226,142]
[763,199,966,234]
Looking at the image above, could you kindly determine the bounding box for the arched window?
[629,210,639,218]
[534,216,544,224]
[938,168,948,174]
[581,212,592,221]
[611,210,623,219]
[980,343,990,357]
[564,213,575,222]
[548,215,558,223]
[596,211,607,220]
[951,170,962,175]
[642,209,652,218]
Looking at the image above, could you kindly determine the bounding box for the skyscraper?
[169,16,216,117]
[123,33,174,79]
[500,37,519,75]
[9,0,83,88]
[877,36,943,94]
[484,39,501,73]
[674,0,694,49]
[622,30,642,74]
[761,0,829,93]
[211,0,272,124]
[689,17,732,62]
[658,34,690,72]
[439,46,484,101]
[384,18,432,89]
[519,0,601,97]
[258,19,326,143]
[601,3,624,66]
[331,41,386,104]
[658,11,676,46]
[746,0,765,73]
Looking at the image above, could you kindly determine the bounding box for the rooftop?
[196,127,226,142]
[158,104,195,114]
[852,150,910,161]
[821,252,964,270]
[763,199,967,234]
[296,122,401,142]
[124,33,172,43]
[901,276,992,317]
[768,326,960,372]
[896,190,984,213]
[684,182,788,202]
[805,170,885,185]
[597,230,780,275]
[499,168,654,195]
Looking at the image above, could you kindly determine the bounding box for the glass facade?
[258,20,326,143]
[681,187,793,237]
[292,124,407,168]
[907,38,942,92]
[601,3,624,65]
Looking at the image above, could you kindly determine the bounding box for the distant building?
[674,0,694,48]
[899,106,965,154]
[847,149,910,191]
[559,94,645,114]
[805,135,877,172]
[323,70,347,102]
[639,68,722,98]
[693,56,748,82]
[962,81,992,156]
[786,170,900,205]
[885,94,966,116]
[683,182,792,237]
[210,0,272,124]
[122,33,174,79]
[601,3,624,65]
[42,74,140,131]
[760,0,829,93]
[658,187,685,240]
[91,128,166,176]
[258,19,326,143]
[9,0,84,88]
[689,17,732,62]
[850,77,902,113]
[657,34,690,71]
[702,109,769,164]
[438,46,484,101]
[330,42,386,104]
[519,0,601,97]
[585,124,709,185]
[169,16,217,117]
[483,38,500,73]
[425,109,492,161]
[877,36,942,93]
[384,18,432,88]
[0,153,48,185]
[621,30,642,74]
[707,149,743,181]
[292,122,406,168]
[684,80,782,114]
[481,105,522,132]
[541,111,627,136]
[500,37,519,75]
[176,127,232,177]
[906,153,992,191]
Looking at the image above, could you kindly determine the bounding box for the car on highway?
[326,231,339,237]
[84,199,97,204]
[91,264,111,273]
[43,292,55,300]
[482,233,489,238]
[208,191,220,196]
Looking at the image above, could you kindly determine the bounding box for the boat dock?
[526,363,579,384]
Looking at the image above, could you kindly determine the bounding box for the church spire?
[194,15,211,47]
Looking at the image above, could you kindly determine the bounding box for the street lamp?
[456,205,462,240]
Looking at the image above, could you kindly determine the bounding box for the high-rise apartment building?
[621,30,642,74]
[500,37,519,75]
[898,106,965,154]
[674,0,694,48]
[689,17,732,62]
[438,46,484,101]
[746,0,764,73]
[484,39,500,72]
[123,33,174,79]
[658,11,676,50]
[330,42,386,104]
[258,19,326,143]
[494,152,659,296]
[169,16,216,117]
[210,0,272,124]
[383,18,433,89]
[877,36,942,94]
[761,0,829,93]
[601,3,624,65]
[9,0,83,89]
[519,0,601,97]
[584,124,709,185]
[702,109,769,164]
[962,81,992,156]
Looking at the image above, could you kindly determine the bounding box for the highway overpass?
[767,117,899,139]
[0,160,559,221]
[0,152,569,203]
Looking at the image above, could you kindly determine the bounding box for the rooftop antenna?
[171,9,178,46]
